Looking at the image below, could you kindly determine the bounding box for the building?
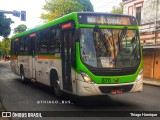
[123,0,160,80]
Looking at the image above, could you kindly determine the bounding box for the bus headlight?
[81,72,95,84]
[136,69,143,82]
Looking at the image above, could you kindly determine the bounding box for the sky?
[0,0,122,41]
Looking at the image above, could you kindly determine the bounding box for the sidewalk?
[0,60,10,63]
[143,78,160,87]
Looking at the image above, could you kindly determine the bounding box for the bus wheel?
[53,79,62,98]
[20,68,26,83]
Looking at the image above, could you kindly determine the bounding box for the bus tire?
[20,67,26,83]
[54,79,62,98]
[50,70,62,98]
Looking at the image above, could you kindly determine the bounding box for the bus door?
[61,23,74,92]
[29,33,36,79]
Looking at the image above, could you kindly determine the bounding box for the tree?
[40,0,94,22]
[14,24,27,34]
[0,38,11,58]
[0,42,3,58]
[111,2,123,14]
[76,0,94,11]
[0,13,14,38]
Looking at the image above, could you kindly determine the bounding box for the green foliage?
[0,13,14,38]
[14,24,27,34]
[0,38,11,57]
[76,0,94,11]
[40,0,94,22]
[111,2,123,14]
[0,42,2,57]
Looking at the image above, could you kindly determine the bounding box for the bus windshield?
[80,28,141,68]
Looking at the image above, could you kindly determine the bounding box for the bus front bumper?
[76,78,143,96]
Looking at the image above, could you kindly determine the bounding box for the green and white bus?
[11,12,143,97]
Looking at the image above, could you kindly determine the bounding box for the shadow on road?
[14,78,139,109]
[71,95,136,109]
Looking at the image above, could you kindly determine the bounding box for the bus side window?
[19,37,25,54]
[39,29,49,54]
[25,36,29,53]
[14,39,19,56]
[28,35,37,55]
[49,27,60,54]
[11,40,15,55]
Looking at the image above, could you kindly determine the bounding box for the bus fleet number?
[102,78,111,84]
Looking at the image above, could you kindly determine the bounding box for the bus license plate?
[111,89,122,95]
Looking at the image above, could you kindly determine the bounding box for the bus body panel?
[76,78,143,96]
[35,56,62,86]
[11,55,19,75]
[75,73,143,96]
[18,56,32,79]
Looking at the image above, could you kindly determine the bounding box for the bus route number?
[102,78,111,84]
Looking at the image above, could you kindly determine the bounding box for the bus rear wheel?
[20,67,26,83]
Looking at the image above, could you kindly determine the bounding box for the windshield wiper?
[94,24,108,47]
[118,27,128,50]
[119,27,128,42]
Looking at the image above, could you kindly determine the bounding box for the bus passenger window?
[25,36,29,53]
[39,29,49,54]
[49,28,60,54]
[14,39,19,55]
[19,37,25,54]
[11,40,15,55]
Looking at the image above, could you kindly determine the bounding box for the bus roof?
[11,12,136,39]
[11,12,78,39]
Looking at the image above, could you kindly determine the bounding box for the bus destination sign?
[78,14,137,26]
[87,16,122,25]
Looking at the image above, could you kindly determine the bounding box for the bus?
[11,12,143,98]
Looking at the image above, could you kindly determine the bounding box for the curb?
[143,81,160,87]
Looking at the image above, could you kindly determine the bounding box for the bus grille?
[99,85,133,93]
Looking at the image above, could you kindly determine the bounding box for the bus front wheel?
[53,79,62,98]
[50,71,62,98]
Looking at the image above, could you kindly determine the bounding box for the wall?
[141,0,160,25]
[143,50,160,80]
[123,0,160,46]
[123,0,144,16]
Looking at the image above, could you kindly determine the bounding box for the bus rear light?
[81,72,95,84]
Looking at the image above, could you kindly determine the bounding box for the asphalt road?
[0,61,160,120]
